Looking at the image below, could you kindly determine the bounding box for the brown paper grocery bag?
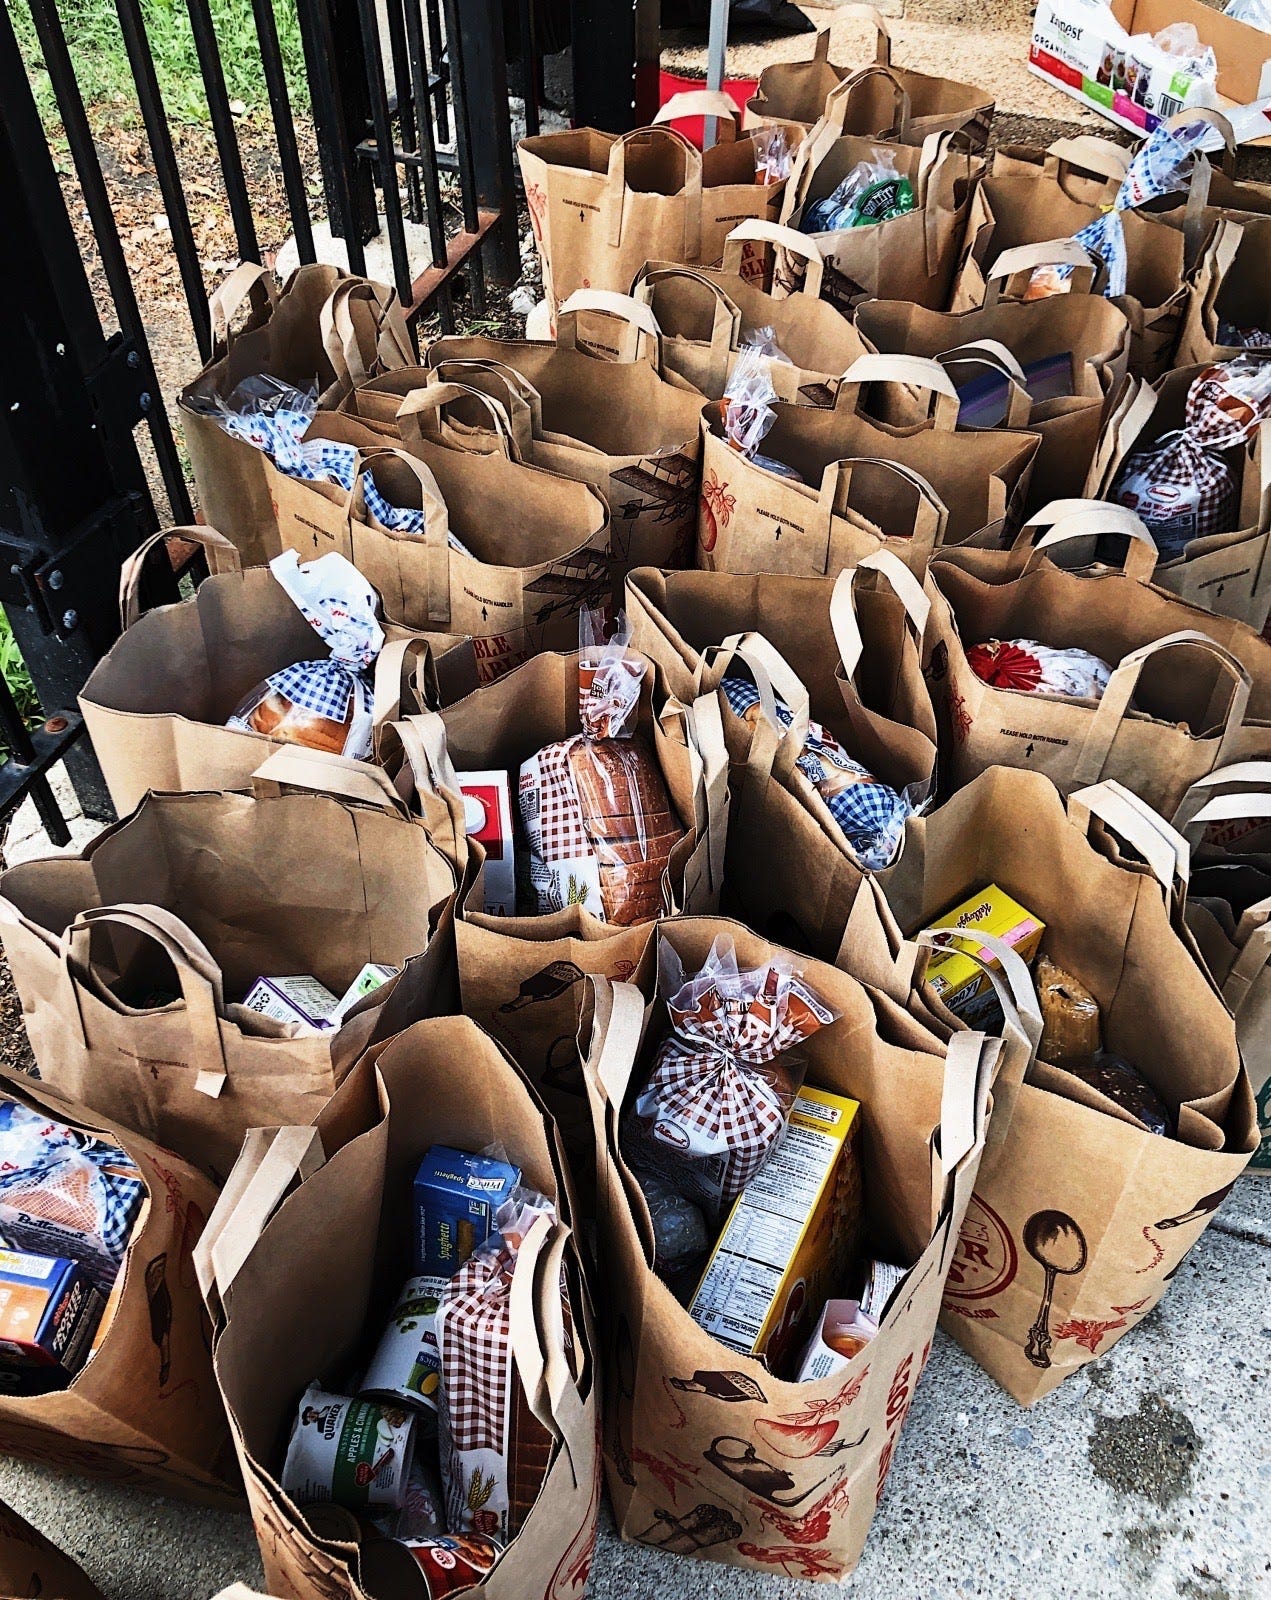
[949,139,1207,380]
[431,643,728,924]
[0,760,457,1182]
[79,526,476,816]
[202,1015,600,1600]
[0,1072,235,1503]
[880,770,1258,1403]
[779,127,983,313]
[698,354,1038,575]
[951,139,1123,312]
[581,920,998,1577]
[0,1500,103,1600]
[744,7,993,148]
[384,643,727,1181]
[624,555,937,863]
[1173,764,1271,1178]
[926,529,1271,818]
[416,294,706,582]
[854,293,1131,515]
[518,97,790,317]
[179,264,413,566]
[1090,363,1271,632]
[633,220,867,403]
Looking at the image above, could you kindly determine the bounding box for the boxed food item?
[456,770,515,916]
[334,962,398,1021]
[282,1384,417,1510]
[412,1148,520,1276]
[242,974,340,1032]
[925,885,1045,1023]
[1029,0,1271,139]
[0,1102,145,1295]
[795,1298,880,1382]
[0,1250,104,1387]
[687,1087,862,1374]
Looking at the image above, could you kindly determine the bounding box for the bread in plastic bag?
[966,638,1112,701]
[1111,358,1271,556]
[228,550,384,759]
[622,934,839,1222]
[721,672,911,869]
[518,611,685,924]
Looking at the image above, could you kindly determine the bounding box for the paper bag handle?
[194,1124,325,1313]
[582,978,657,1262]
[250,746,415,818]
[830,549,930,680]
[1073,632,1252,792]
[1043,135,1131,189]
[557,289,664,368]
[61,903,230,1097]
[1068,779,1190,913]
[723,218,826,299]
[985,239,1097,303]
[606,125,703,260]
[913,925,1043,1046]
[824,61,912,140]
[837,3,893,65]
[508,1217,590,1485]
[378,711,469,865]
[1173,760,1271,831]
[654,89,740,138]
[395,381,519,460]
[711,630,812,787]
[1016,502,1159,582]
[118,525,242,631]
[837,353,961,431]
[208,261,276,347]
[680,690,729,908]
[320,279,413,390]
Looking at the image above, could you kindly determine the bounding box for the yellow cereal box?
[688,1088,862,1376]
[925,884,1044,1021]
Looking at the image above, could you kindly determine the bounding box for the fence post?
[0,2,161,824]
[446,0,520,285]
[294,0,379,258]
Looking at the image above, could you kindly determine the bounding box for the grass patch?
[0,610,41,761]
[10,0,309,127]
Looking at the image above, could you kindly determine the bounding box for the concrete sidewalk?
[0,1181,1265,1600]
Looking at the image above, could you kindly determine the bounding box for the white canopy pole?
[705,0,730,148]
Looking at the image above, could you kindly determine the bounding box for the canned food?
[359,1274,446,1412]
[360,1534,501,1600]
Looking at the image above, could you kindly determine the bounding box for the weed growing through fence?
[12,0,309,127]
[0,611,41,760]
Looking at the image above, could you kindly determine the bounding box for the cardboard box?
[457,770,516,916]
[1030,0,1271,141]
[412,1147,520,1276]
[333,963,397,1024]
[925,884,1045,1023]
[242,974,340,1032]
[0,1251,104,1382]
[795,1299,880,1382]
[688,1087,862,1375]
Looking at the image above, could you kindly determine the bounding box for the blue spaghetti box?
[412,1146,520,1276]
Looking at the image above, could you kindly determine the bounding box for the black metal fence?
[0,0,553,851]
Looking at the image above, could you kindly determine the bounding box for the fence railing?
[0,0,553,851]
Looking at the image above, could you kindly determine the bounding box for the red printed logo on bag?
[943,1195,1018,1301]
